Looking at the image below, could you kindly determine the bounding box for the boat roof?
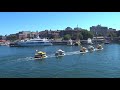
[37,51,46,54]
[58,49,63,51]
[57,50,65,53]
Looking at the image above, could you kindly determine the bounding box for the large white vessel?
[17,36,52,47]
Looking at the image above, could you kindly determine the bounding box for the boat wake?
[47,50,89,58]
[95,48,103,51]
[17,57,35,62]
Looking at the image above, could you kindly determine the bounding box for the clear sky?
[0,12,120,36]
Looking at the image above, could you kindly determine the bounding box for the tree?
[107,32,117,37]
[71,33,83,40]
[79,33,83,39]
[65,27,73,30]
[98,33,102,36]
[49,35,55,39]
[71,34,77,40]
[63,34,71,40]
[81,30,93,40]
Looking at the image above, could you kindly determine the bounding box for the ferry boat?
[80,46,88,53]
[17,36,52,47]
[95,44,103,51]
[88,45,95,52]
[34,50,47,59]
[55,49,65,57]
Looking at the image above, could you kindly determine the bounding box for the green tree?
[63,34,71,40]
[81,30,93,40]
[71,34,76,40]
[78,33,83,40]
[107,32,117,37]
[71,33,83,40]
[49,35,55,39]
[117,31,120,37]
[98,33,102,36]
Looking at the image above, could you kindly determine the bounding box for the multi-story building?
[90,25,108,36]
[74,27,82,31]
[2,36,7,40]
[0,35,2,40]
[39,30,60,39]
[107,28,116,33]
[60,30,81,37]
[59,26,82,37]
[30,32,38,38]
[39,30,48,38]
[17,31,31,40]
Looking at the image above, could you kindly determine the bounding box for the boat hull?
[34,56,48,60]
[55,53,65,57]
[17,42,52,47]
[95,48,103,51]
[80,50,88,53]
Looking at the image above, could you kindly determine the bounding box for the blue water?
[0,44,120,78]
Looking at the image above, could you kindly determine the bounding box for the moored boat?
[16,36,52,47]
[67,39,73,46]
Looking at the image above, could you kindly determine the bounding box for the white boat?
[55,49,65,57]
[17,36,52,47]
[87,38,93,45]
[67,39,73,46]
[88,45,95,52]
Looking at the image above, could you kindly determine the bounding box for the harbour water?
[0,43,120,78]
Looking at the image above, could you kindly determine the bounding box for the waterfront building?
[108,28,116,33]
[17,31,35,40]
[59,26,82,37]
[2,36,7,40]
[90,25,108,36]
[0,35,2,40]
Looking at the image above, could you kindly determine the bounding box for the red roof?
[0,40,6,42]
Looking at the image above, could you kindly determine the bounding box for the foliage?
[107,32,117,37]
[65,27,73,30]
[98,33,102,36]
[117,31,120,37]
[63,34,71,40]
[71,33,83,40]
[80,30,93,40]
[49,35,55,39]
[63,30,93,40]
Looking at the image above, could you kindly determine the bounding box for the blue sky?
[0,12,120,35]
